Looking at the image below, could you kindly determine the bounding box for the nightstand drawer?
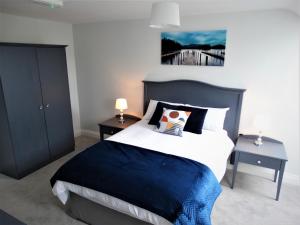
[100,126,122,135]
[239,152,281,169]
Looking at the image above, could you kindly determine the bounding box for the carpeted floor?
[0,136,299,225]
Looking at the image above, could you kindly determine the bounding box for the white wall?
[73,10,300,183]
[0,13,81,136]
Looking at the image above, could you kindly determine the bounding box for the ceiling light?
[33,0,64,9]
[150,2,180,28]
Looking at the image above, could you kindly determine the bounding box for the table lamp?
[115,98,128,124]
[253,115,269,146]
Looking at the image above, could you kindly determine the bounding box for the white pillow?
[185,104,229,131]
[143,99,185,120]
[143,100,158,120]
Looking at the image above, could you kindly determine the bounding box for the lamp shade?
[253,115,270,132]
[150,2,180,28]
[115,98,128,110]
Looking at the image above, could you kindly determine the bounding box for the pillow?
[185,104,229,131]
[143,100,185,120]
[149,102,208,134]
[143,100,158,120]
[182,107,207,134]
[149,102,177,125]
[157,108,191,137]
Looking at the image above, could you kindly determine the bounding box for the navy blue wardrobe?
[0,43,75,179]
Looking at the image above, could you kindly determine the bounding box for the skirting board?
[74,129,82,138]
[80,129,100,139]
[80,129,300,186]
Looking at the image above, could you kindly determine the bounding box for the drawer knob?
[257,160,261,164]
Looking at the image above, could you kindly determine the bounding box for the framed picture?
[161,30,227,66]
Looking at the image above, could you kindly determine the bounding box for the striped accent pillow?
[157,108,191,137]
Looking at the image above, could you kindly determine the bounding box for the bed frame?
[64,80,246,225]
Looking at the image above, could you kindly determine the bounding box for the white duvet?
[52,119,234,225]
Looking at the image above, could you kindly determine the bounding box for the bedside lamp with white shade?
[115,98,128,124]
[253,114,270,146]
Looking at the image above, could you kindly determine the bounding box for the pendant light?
[33,0,64,8]
[150,2,180,28]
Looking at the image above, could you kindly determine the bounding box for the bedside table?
[98,115,141,141]
[231,135,288,201]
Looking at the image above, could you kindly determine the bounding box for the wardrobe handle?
[46,104,50,109]
[39,105,43,110]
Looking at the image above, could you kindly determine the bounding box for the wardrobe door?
[0,58,16,177]
[36,47,74,160]
[0,46,50,178]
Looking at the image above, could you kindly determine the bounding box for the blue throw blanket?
[50,141,221,225]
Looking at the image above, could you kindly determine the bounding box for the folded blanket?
[50,141,221,225]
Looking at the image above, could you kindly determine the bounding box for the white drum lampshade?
[150,2,180,28]
[115,98,128,111]
[253,115,270,133]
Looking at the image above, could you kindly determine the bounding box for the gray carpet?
[0,136,299,225]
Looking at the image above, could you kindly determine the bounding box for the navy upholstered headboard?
[143,80,245,142]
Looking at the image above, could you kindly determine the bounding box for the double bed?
[51,80,245,225]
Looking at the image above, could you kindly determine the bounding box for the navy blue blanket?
[50,141,221,225]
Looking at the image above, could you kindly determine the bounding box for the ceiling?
[0,0,299,24]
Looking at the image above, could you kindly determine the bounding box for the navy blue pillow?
[149,102,208,134]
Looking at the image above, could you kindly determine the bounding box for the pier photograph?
[161,30,227,66]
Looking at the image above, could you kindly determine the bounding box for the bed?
[51,80,245,225]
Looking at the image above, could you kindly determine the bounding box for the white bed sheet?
[52,119,234,225]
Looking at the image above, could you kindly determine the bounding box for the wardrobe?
[0,43,75,179]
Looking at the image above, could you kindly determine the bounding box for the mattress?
[52,119,234,225]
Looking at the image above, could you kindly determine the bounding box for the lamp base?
[119,118,125,124]
[254,136,263,146]
[119,111,125,124]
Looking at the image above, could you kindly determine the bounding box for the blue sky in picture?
[161,30,227,46]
